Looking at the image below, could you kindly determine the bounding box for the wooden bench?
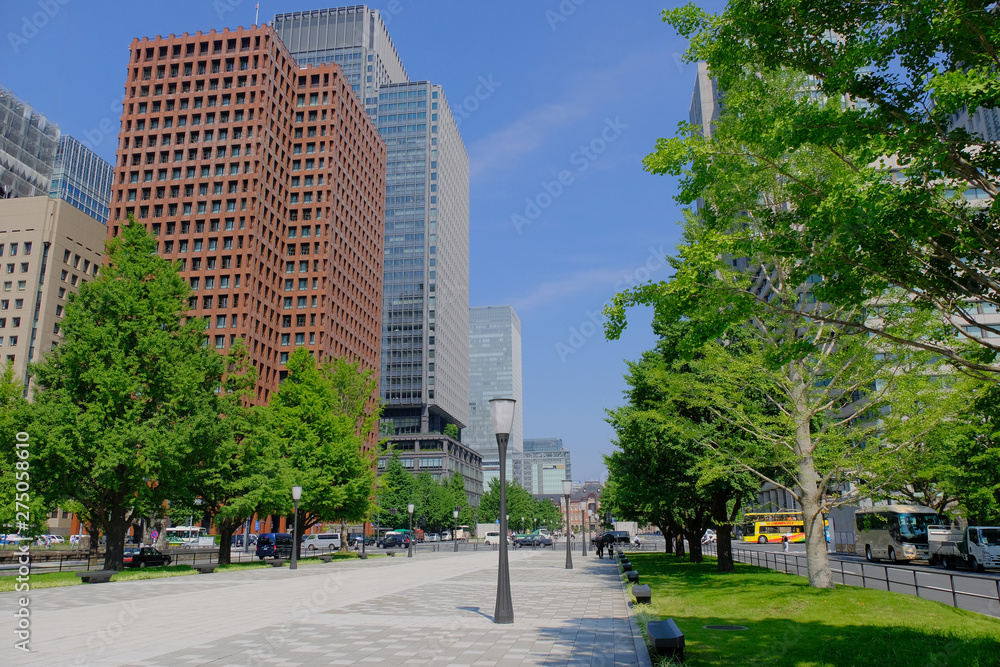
[76,570,115,584]
[632,584,651,604]
[622,562,633,572]
[647,619,684,660]
[317,554,334,563]
[267,558,286,567]
[192,563,217,574]
[385,551,396,557]
[626,570,639,583]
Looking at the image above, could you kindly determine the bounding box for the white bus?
[165,526,212,547]
[854,505,941,563]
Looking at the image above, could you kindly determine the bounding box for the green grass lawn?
[626,553,1000,667]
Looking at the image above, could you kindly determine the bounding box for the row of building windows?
[0,242,31,257]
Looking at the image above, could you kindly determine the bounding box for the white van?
[301,533,342,552]
[484,531,503,545]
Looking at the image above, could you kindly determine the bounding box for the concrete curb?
[611,553,654,667]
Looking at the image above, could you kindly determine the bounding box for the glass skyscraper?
[49,135,114,223]
[275,6,471,436]
[467,306,523,486]
[0,85,58,200]
[517,438,572,496]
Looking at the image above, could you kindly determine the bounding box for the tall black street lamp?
[563,480,573,570]
[290,485,302,570]
[407,503,415,558]
[580,500,588,557]
[453,507,461,553]
[490,397,516,624]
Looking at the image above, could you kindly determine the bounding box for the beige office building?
[0,196,106,394]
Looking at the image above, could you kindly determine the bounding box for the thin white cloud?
[468,45,670,179]
[510,268,624,311]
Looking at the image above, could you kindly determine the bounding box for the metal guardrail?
[701,543,1000,618]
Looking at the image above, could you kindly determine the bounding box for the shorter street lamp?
[580,500,587,557]
[563,480,573,570]
[453,507,461,552]
[290,486,302,570]
[407,503,415,558]
[490,397,516,624]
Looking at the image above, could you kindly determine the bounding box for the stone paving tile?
[3,548,649,666]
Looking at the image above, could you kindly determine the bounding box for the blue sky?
[3,0,724,482]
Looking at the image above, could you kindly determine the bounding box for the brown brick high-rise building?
[108,26,385,405]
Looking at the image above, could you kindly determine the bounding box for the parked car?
[301,533,342,551]
[596,531,631,545]
[514,534,553,548]
[427,533,441,542]
[701,529,717,545]
[256,532,293,560]
[123,546,172,568]
[377,534,410,549]
[484,531,507,545]
[347,533,374,547]
[441,530,452,541]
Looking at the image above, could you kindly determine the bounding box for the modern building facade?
[516,438,572,496]
[275,7,471,437]
[0,196,107,393]
[49,135,115,223]
[108,26,386,406]
[0,85,59,200]
[467,305,523,486]
[376,434,484,508]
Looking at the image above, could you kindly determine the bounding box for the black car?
[514,535,552,548]
[123,547,172,568]
[377,534,410,549]
[348,533,376,547]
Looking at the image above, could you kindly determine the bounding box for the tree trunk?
[716,527,735,573]
[790,366,834,589]
[688,533,704,563]
[216,519,238,565]
[103,505,128,571]
[674,532,686,558]
[658,525,671,553]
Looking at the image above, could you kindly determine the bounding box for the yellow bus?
[741,511,806,544]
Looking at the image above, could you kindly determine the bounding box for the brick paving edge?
[612,557,654,667]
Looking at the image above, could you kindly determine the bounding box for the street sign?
[150,530,159,540]
[255,520,259,531]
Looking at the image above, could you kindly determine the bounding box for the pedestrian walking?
[596,535,604,559]
[782,535,789,552]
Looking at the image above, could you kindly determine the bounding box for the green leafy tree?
[444,423,459,439]
[652,2,1000,376]
[181,339,284,564]
[0,363,47,538]
[272,348,379,557]
[29,219,225,570]
[376,450,413,530]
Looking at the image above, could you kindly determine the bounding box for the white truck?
[927,525,1000,572]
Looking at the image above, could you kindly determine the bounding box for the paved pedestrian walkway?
[3,546,650,666]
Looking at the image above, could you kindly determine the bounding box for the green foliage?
[443,423,459,439]
[650,2,1000,375]
[0,363,47,536]
[29,219,225,570]
[375,449,414,529]
[272,348,380,538]
[477,477,561,531]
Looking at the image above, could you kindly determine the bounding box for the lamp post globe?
[290,486,303,570]
[489,398,516,624]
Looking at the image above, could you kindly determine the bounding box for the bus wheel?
[758,536,767,544]
[865,545,878,563]
[887,546,897,562]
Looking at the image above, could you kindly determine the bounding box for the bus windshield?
[895,513,939,541]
